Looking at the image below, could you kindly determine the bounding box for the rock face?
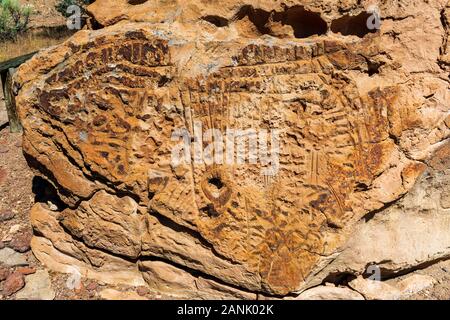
[295,285,364,300]
[16,270,56,300]
[306,142,450,287]
[0,247,28,267]
[2,272,25,296]
[348,274,436,300]
[13,0,449,298]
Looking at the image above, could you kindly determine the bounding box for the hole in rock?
[89,15,104,30]
[360,54,385,77]
[235,5,271,34]
[367,60,384,76]
[234,5,328,38]
[354,182,369,192]
[128,0,148,5]
[331,12,378,38]
[280,6,328,38]
[322,272,357,286]
[32,176,67,211]
[208,177,224,191]
[202,15,229,27]
[82,0,104,30]
[157,75,171,87]
[201,204,220,218]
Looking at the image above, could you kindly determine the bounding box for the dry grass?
[0,27,74,62]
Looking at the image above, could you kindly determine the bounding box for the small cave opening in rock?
[367,60,383,76]
[202,15,229,27]
[128,0,148,5]
[32,176,67,211]
[280,6,328,38]
[88,15,105,30]
[208,177,224,191]
[354,182,369,192]
[322,272,357,286]
[234,5,327,38]
[84,2,105,30]
[234,5,272,34]
[331,12,378,38]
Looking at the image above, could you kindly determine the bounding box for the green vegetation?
[0,0,32,41]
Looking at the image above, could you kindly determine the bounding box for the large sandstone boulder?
[13,0,449,298]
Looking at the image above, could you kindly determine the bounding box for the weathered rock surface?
[99,288,148,300]
[13,0,450,298]
[16,267,36,276]
[0,267,11,281]
[348,276,402,300]
[29,204,146,287]
[0,248,28,267]
[396,275,436,297]
[139,260,257,299]
[0,210,15,222]
[8,230,32,253]
[16,270,56,300]
[2,272,25,296]
[294,285,364,300]
[305,142,450,288]
[348,274,436,300]
[2,224,21,243]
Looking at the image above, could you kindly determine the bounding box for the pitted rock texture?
[14,0,450,298]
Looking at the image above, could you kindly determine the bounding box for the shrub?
[0,0,32,41]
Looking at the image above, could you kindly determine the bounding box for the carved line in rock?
[23,37,173,207]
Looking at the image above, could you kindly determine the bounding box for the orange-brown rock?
[13,0,449,298]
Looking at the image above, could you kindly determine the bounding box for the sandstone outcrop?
[13,0,450,298]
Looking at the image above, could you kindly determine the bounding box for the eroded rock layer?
[14,0,450,298]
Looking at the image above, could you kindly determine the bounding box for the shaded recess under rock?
[11,0,450,298]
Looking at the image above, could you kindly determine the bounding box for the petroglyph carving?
[14,0,450,297]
